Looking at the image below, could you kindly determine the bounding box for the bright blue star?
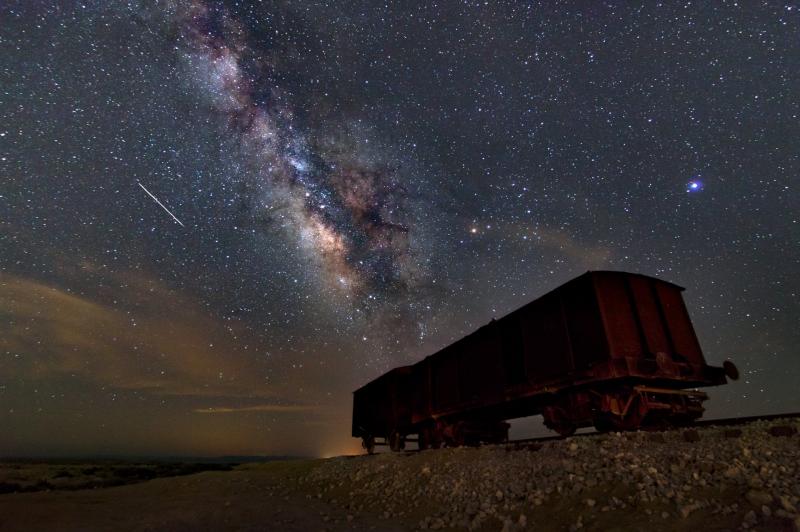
[687,179,703,192]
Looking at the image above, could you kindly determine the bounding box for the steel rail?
[505,411,800,446]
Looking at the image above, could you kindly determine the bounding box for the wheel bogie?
[545,385,708,435]
[360,384,708,454]
[361,435,376,455]
[388,430,406,452]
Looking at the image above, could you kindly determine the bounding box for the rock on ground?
[302,418,800,531]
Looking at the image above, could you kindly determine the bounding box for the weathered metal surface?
[351,366,412,439]
[352,271,736,448]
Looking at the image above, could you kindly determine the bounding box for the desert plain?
[1,418,798,531]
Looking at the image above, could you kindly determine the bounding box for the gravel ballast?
[301,418,800,531]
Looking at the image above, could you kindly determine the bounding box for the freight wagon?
[352,271,738,453]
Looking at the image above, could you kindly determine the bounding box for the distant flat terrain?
[0,419,798,531]
[0,461,235,494]
[0,460,399,532]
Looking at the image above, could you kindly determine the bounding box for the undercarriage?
[542,385,708,436]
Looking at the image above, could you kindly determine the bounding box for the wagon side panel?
[410,359,432,425]
[654,282,705,365]
[519,293,573,384]
[498,314,526,386]
[628,275,672,359]
[352,385,385,438]
[560,275,609,371]
[457,325,505,406]
[592,272,643,360]
[431,346,460,412]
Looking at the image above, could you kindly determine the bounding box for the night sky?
[1,1,798,458]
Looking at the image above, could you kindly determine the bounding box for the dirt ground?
[0,460,405,532]
[1,421,798,532]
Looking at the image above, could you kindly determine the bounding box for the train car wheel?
[444,421,466,447]
[592,414,616,433]
[388,430,405,452]
[645,417,673,432]
[543,406,577,437]
[553,423,577,437]
[419,426,443,450]
[362,436,375,455]
[418,428,430,450]
[665,413,692,429]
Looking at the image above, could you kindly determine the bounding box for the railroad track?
[693,411,800,427]
[505,411,800,447]
[362,412,800,456]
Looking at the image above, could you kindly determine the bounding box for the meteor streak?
[137,182,185,227]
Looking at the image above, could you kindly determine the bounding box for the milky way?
[1,0,798,456]
[175,0,427,302]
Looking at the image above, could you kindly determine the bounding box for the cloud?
[0,273,291,400]
[530,226,612,269]
[483,221,612,270]
[0,272,355,457]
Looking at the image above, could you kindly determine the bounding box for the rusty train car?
[352,271,739,453]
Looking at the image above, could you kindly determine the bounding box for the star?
[687,180,703,192]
